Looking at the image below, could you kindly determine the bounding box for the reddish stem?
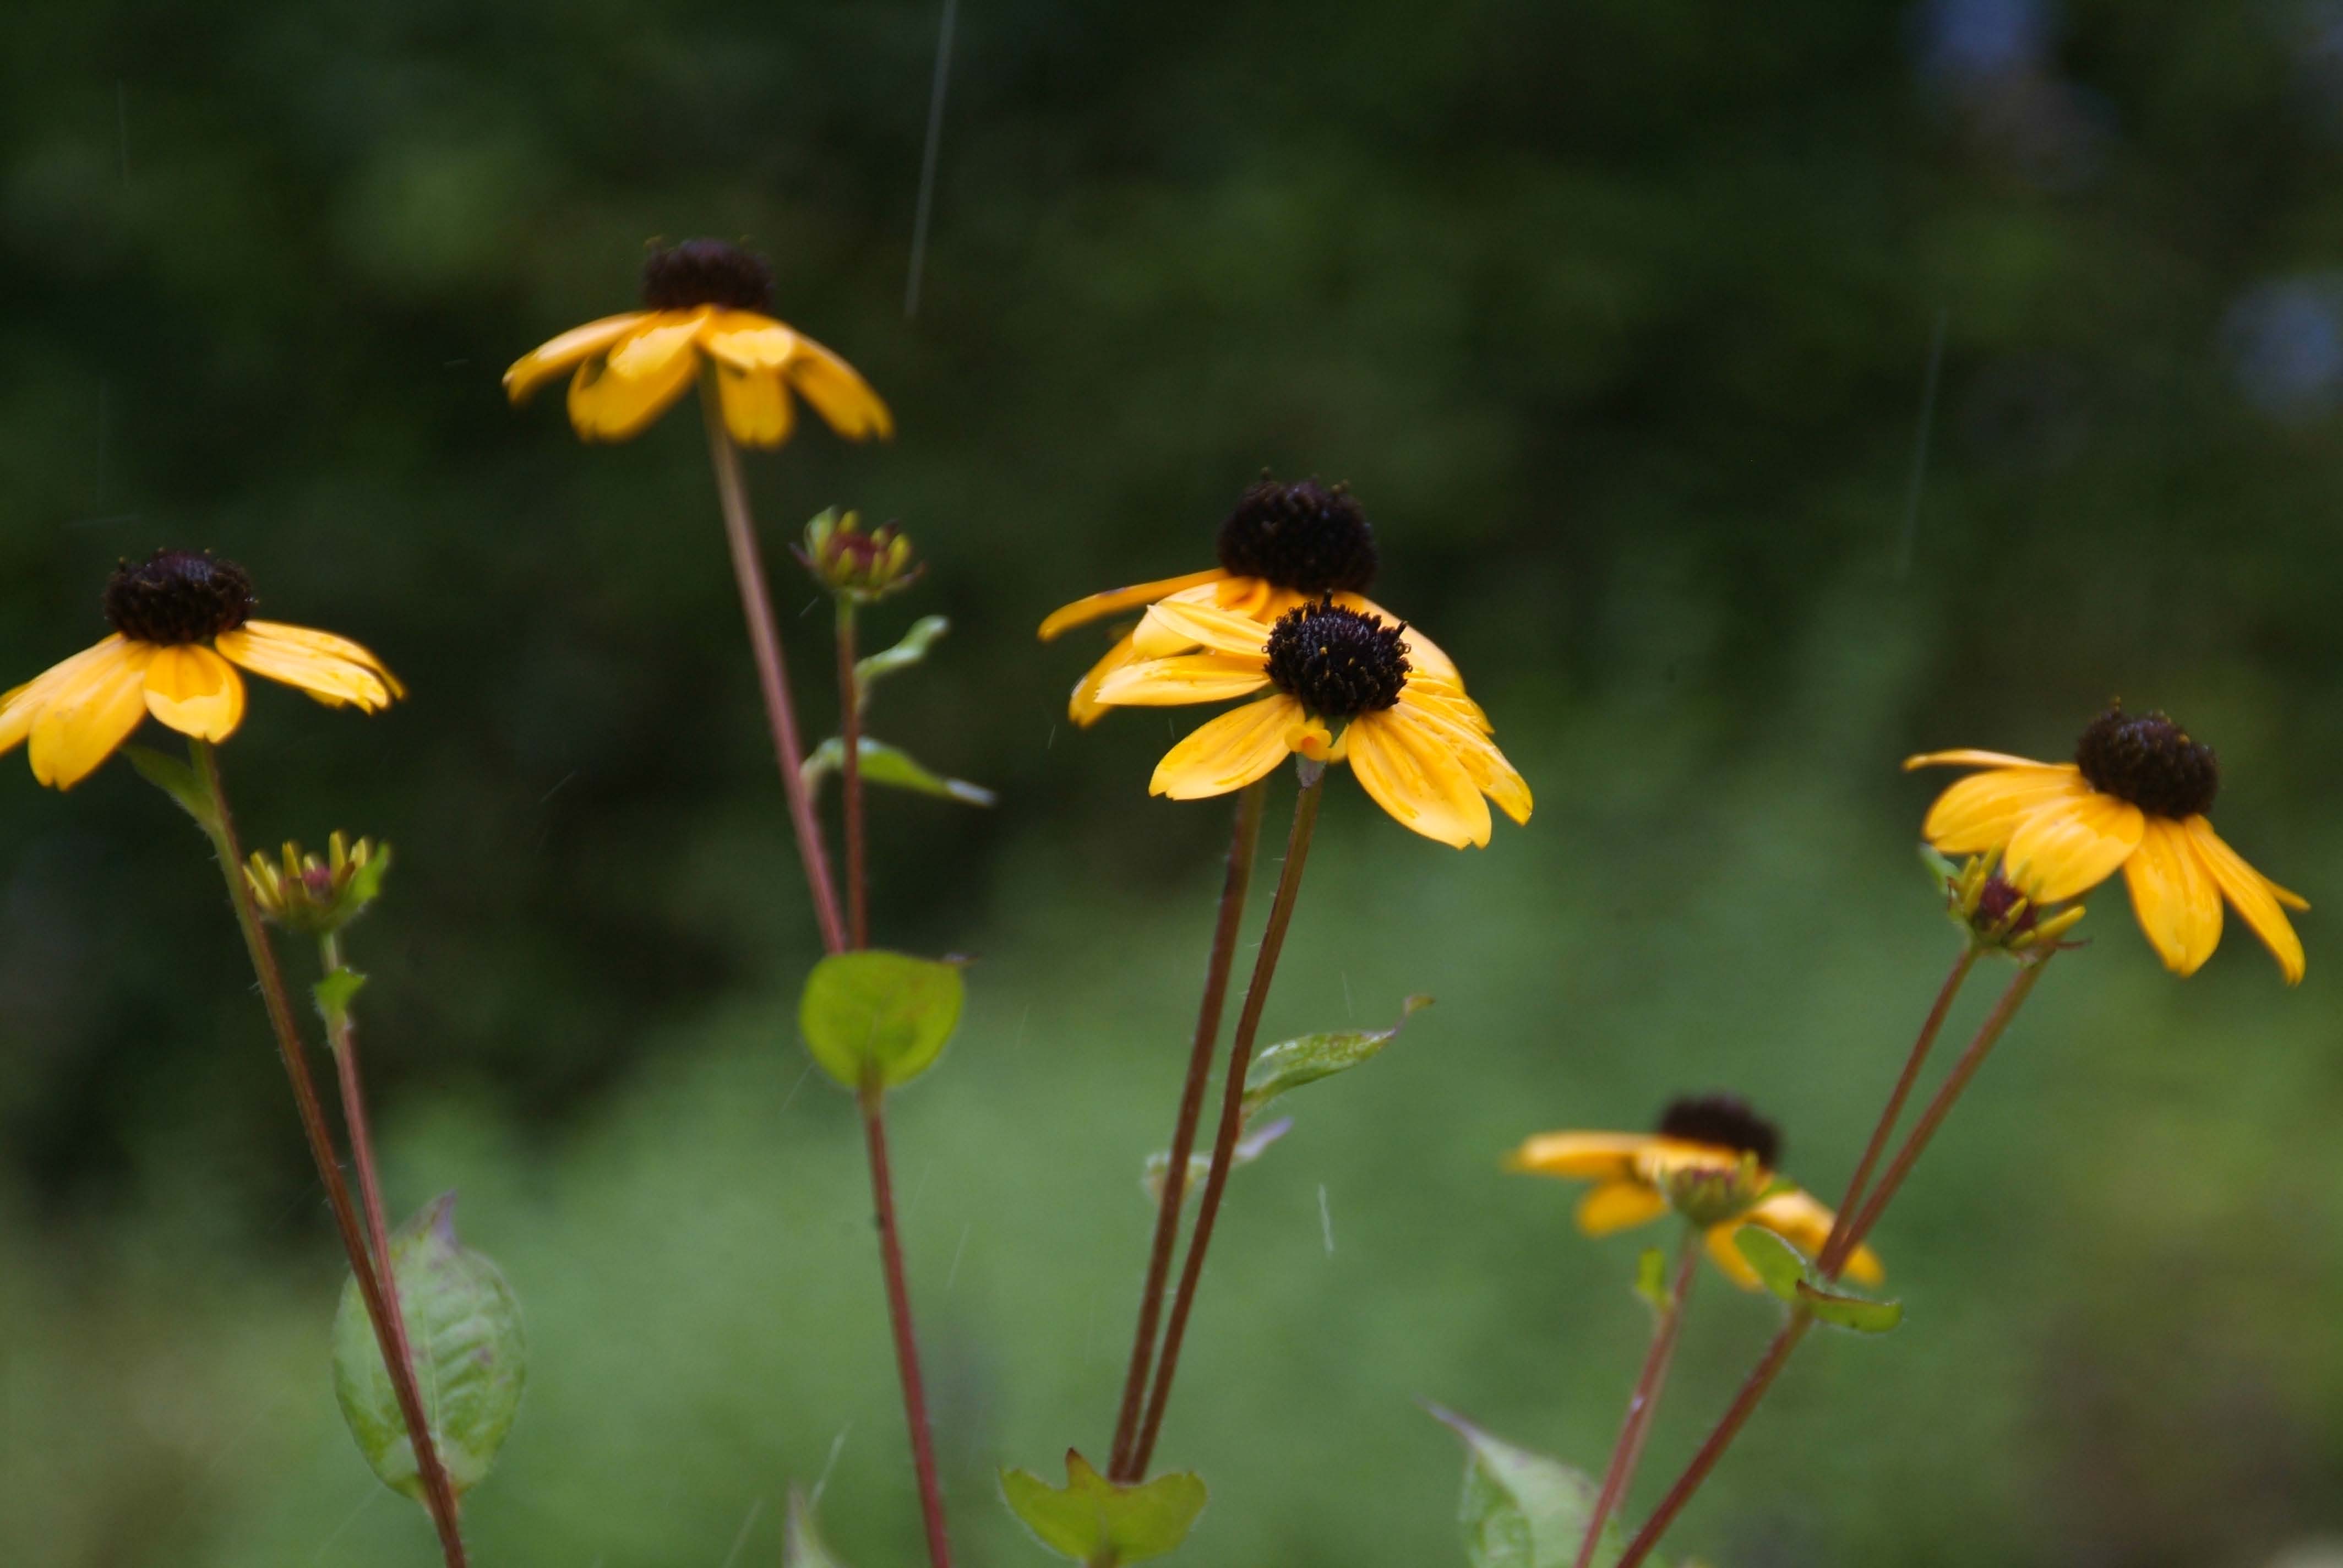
[1612,1315,1812,1568]
[321,937,420,1405]
[1576,1229,1702,1568]
[837,604,868,950]
[859,1077,952,1568]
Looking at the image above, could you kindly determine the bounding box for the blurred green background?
[4,0,2342,1563]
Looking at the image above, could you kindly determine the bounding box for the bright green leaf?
[799,950,966,1091]
[126,745,219,832]
[1633,1248,1668,1314]
[1732,1228,1903,1331]
[313,968,368,1030]
[802,736,996,807]
[332,1194,526,1502]
[1239,995,1430,1123]
[1796,1279,1905,1333]
[1000,1450,1207,1566]
[855,614,952,703]
[785,1487,850,1567]
[1732,1227,1808,1304]
[1431,1406,1618,1568]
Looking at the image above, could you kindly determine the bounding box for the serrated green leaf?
[855,614,951,701]
[1795,1278,1905,1333]
[313,968,368,1030]
[1430,1406,1618,1568]
[802,736,996,807]
[785,1487,849,1567]
[1633,1247,1668,1314]
[1732,1228,1903,1331]
[1238,995,1429,1123]
[1000,1450,1206,1566]
[799,950,966,1091]
[1141,1117,1290,1207]
[126,745,219,832]
[332,1194,526,1502]
[1732,1226,1808,1304]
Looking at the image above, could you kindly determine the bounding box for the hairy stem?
[1577,1228,1702,1568]
[837,601,868,950]
[319,932,420,1411]
[860,1077,952,1568]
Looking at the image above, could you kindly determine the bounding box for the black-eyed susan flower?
[1038,476,1469,725]
[1908,705,2306,983]
[503,239,892,449]
[0,552,402,790]
[1092,596,1528,849]
[1508,1096,1884,1291]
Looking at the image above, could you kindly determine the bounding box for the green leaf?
[1795,1278,1905,1333]
[1731,1227,1807,1303]
[799,950,966,1091]
[999,1450,1207,1566]
[1141,1117,1290,1208]
[802,736,996,807]
[313,968,368,1030]
[855,614,952,702]
[784,1487,850,1568]
[1430,1406,1619,1568]
[1633,1248,1668,1315]
[1238,995,1430,1123]
[332,1194,526,1501]
[1732,1228,1903,1332]
[126,745,219,832]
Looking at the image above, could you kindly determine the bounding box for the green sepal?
[798,950,967,1091]
[127,745,220,832]
[1731,1228,1903,1333]
[313,968,368,1032]
[1238,995,1430,1123]
[785,1487,850,1567]
[855,614,951,701]
[1917,842,1961,884]
[998,1449,1207,1565]
[331,1194,527,1502]
[802,736,996,807]
[1633,1248,1668,1315]
[1430,1405,1619,1568]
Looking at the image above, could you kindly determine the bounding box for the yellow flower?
[1092,595,1529,849]
[1039,476,1466,726]
[503,239,892,449]
[1907,705,2307,983]
[0,551,401,790]
[1507,1096,1884,1291]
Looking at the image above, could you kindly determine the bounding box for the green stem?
[837,600,867,950]
[189,742,467,1568]
[1576,1228,1702,1568]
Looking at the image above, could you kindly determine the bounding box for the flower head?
[796,509,920,602]
[1908,705,2307,982]
[1937,847,2087,957]
[1508,1095,1884,1290]
[247,832,390,936]
[1091,595,1529,848]
[503,239,892,449]
[0,551,402,789]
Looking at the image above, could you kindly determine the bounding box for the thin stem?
[1124,767,1325,1480]
[699,374,847,956]
[190,743,467,1568]
[1815,945,1976,1277]
[859,1076,952,1568]
[837,600,868,950]
[1577,1229,1702,1568]
[320,932,417,1380]
[1107,779,1269,1476]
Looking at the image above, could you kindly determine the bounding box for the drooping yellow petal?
[0,637,130,755]
[1093,654,1269,707]
[1067,629,1142,728]
[215,622,402,711]
[1344,706,1492,848]
[1149,696,1305,799]
[1404,696,1531,825]
[715,362,795,449]
[29,639,154,788]
[784,336,894,440]
[502,312,651,405]
[1208,576,1285,618]
[1576,1180,1669,1237]
[1903,748,2057,771]
[1505,1131,1653,1182]
[565,312,707,442]
[1334,594,1461,684]
[1037,568,1230,641]
[1747,1189,1883,1285]
[140,644,246,742]
[1131,598,1277,659]
[1703,1222,1766,1290]
[2004,791,2144,903]
[2185,816,2306,984]
[1921,765,2089,854]
[2122,815,2222,977]
[697,311,799,371]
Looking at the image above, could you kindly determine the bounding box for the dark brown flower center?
[1262,599,1409,719]
[641,239,774,313]
[1216,476,1378,594]
[102,551,254,645]
[2074,705,2218,819]
[1656,1094,1781,1168]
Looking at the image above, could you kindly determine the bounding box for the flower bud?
[796,509,920,602]
[246,832,390,936]
[1936,847,2085,958]
[1658,1152,1775,1228]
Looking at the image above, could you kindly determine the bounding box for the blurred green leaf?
[803,736,996,807]
[1239,995,1430,1123]
[1633,1247,1668,1314]
[785,1487,849,1567]
[1732,1226,1808,1303]
[313,968,368,1030]
[126,745,219,832]
[1796,1278,1905,1333]
[999,1450,1207,1565]
[1431,1406,1617,1568]
[1141,1116,1291,1207]
[799,951,966,1091]
[332,1194,526,1501]
[855,614,952,702]
[1733,1228,1903,1331]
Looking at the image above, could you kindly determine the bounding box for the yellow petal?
[2186,816,2306,984]
[784,335,893,440]
[1334,594,1461,684]
[1505,1131,1653,1181]
[1037,568,1229,641]
[1093,654,1269,707]
[1576,1180,1669,1237]
[2004,791,2144,902]
[29,640,154,788]
[1703,1223,1766,1290]
[565,313,706,442]
[698,311,799,371]
[502,312,651,405]
[140,644,246,742]
[0,637,132,755]
[1149,696,1303,799]
[1903,748,2057,771]
[716,362,795,449]
[2122,815,2222,977]
[1131,598,1277,659]
[1208,577,1287,618]
[1067,629,1141,728]
[1344,707,1492,848]
[216,622,402,711]
[1404,696,1531,825]
[1921,765,2089,854]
